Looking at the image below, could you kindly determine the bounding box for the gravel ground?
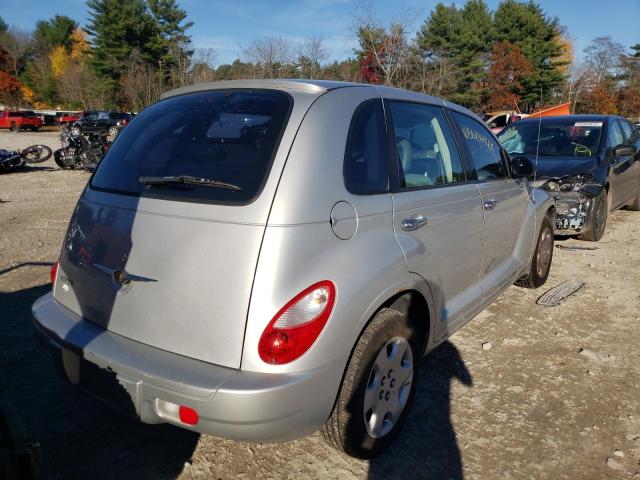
[1,129,639,479]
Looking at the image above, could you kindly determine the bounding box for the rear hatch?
[54,89,296,369]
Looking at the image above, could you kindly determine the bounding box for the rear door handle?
[401,215,429,231]
[483,198,497,211]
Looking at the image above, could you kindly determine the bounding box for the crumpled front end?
[534,174,601,234]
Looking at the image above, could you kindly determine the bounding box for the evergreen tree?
[493,0,564,109]
[86,0,158,79]
[148,0,193,74]
[34,15,78,52]
[452,0,493,107]
[416,1,492,108]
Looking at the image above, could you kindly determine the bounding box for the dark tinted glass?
[389,102,465,188]
[344,100,389,194]
[619,120,634,143]
[499,119,603,158]
[606,120,624,148]
[91,90,291,203]
[453,112,507,180]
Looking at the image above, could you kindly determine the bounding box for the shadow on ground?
[368,341,473,480]
[0,284,199,479]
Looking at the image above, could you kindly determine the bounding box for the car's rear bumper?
[32,293,342,442]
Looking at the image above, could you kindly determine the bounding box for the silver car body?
[33,79,554,441]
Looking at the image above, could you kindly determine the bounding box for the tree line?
[0,0,637,119]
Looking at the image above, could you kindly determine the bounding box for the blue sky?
[1,0,638,65]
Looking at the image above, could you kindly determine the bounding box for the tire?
[579,189,608,242]
[10,122,17,132]
[321,308,420,459]
[21,145,52,164]
[516,214,554,288]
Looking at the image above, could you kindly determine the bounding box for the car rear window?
[91,89,292,204]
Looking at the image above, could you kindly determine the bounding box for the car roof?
[515,114,620,126]
[162,79,367,99]
[161,79,481,120]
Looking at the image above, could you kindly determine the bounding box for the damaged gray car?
[499,115,640,241]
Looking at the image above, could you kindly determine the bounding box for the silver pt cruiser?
[33,80,555,458]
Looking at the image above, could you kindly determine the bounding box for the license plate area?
[61,348,138,418]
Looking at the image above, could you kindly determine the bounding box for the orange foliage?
[0,71,21,94]
[487,41,534,111]
[0,71,22,104]
[580,82,618,115]
[70,28,89,60]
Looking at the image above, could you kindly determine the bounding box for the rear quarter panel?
[242,86,435,375]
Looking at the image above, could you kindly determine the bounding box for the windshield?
[498,120,603,158]
[91,89,292,204]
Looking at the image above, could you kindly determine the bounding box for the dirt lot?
[1,129,639,479]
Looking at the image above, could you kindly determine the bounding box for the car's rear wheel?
[321,308,420,459]
[10,122,17,132]
[516,214,554,288]
[579,189,608,242]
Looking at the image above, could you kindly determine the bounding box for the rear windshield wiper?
[138,175,242,191]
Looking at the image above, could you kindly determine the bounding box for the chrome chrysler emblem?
[94,264,156,286]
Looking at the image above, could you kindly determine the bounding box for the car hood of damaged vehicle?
[515,154,599,179]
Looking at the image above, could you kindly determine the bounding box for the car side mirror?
[614,144,636,160]
[510,156,534,178]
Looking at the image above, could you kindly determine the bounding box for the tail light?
[258,281,336,364]
[50,261,59,285]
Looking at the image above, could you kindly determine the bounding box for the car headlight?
[542,174,593,193]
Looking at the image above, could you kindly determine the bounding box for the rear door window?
[452,112,508,180]
[388,102,466,188]
[91,89,292,204]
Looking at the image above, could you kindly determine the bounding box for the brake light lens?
[258,281,336,364]
[50,261,59,285]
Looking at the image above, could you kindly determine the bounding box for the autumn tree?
[0,70,22,106]
[486,41,533,110]
[574,37,625,115]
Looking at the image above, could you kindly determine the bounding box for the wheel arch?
[382,290,431,356]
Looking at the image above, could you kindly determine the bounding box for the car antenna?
[534,84,543,187]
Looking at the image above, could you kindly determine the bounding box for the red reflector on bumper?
[179,405,199,425]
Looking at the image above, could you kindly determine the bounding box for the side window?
[619,120,634,144]
[606,121,624,148]
[388,102,465,189]
[492,114,508,128]
[452,112,507,180]
[344,100,389,194]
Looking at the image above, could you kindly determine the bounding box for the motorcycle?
[54,126,112,170]
[0,144,53,173]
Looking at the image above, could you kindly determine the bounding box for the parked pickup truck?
[0,111,43,131]
[55,112,81,127]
